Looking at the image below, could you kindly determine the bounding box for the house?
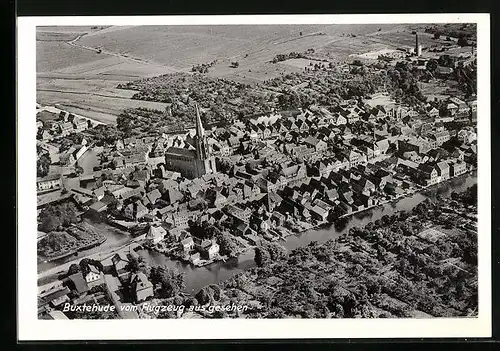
[449,97,470,116]
[426,106,440,118]
[145,189,162,206]
[190,252,201,264]
[435,66,453,78]
[111,253,129,279]
[449,160,467,177]
[129,272,154,302]
[202,241,220,260]
[435,161,450,181]
[172,210,199,228]
[40,130,52,140]
[309,205,329,222]
[83,265,103,288]
[398,138,432,155]
[146,224,166,244]
[346,150,362,167]
[177,237,193,254]
[37,174,61,193]
[89,201,108,213]
[418,164,439,186]
[304,136,327,153]
[429,130,450,146]
[350,177,376,196]
[39,286,71,308]
[124,200,149,221]
[67,273,89,295]
[280,163,307,187]
[270,211,286,226]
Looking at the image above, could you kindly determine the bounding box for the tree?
[126,255,146,273]
[426,59,438,72]
[457,34,468,47]
[38,202,79,232]
[216,232,239,257]
[79,258,104,276]
[230,61,239,68]
[37,154,51,177]
[150,265,186,298]
[195,284,221,305]
[68,263,80,275]
[433,32,441,39]
[254,246,272,267]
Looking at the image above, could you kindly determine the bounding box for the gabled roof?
[68,273,89,294]
[146,225,166,240]
[130,272,153,291]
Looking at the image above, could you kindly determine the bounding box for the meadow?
[37,24,438,124]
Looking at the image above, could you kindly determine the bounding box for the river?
[136,171,477,294]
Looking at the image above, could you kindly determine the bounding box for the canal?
[137,171,477,294]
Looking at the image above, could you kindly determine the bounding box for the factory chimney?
[415,32,422,56]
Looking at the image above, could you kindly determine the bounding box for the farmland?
[37,24,448,124]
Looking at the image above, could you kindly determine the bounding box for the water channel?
[137,171,477,294]
[39,171,477,292]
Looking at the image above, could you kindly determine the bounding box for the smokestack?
[415,32,422,56]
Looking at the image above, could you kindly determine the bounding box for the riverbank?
[211,186,478,318]
[38,169,477,293]
[293,169,477,235]
[137,169,477,294]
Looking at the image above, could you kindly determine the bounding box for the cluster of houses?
[36,84,477,260]
[38,262,105,319]
[37,110,91,141]
[34,68,478,283]
[38,248,159,320]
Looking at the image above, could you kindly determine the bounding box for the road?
[38,234,145,283]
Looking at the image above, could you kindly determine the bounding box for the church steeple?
[195,103,205,138]
[194,102,208,160]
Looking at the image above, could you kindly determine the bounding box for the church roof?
[165,147,197,159]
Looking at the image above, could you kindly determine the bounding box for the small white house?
[146,224,166,244]
[84,265,103,288]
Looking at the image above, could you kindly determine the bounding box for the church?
[164,103,217,179]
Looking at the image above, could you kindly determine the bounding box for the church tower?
[194,103,208,160]
[193,103,217,178]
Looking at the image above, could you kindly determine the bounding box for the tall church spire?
[194,102,208,160]
[195,102,205,138]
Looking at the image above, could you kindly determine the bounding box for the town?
[36,27,478,320]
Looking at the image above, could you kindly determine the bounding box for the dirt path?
[66,33,181,72]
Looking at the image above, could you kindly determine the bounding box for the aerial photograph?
[36,23,478,320]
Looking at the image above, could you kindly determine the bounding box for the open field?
[36,89,169,124]
[37,24,440,124]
